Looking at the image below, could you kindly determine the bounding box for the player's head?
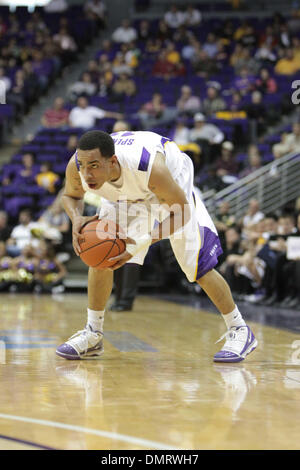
[77,130,117,190]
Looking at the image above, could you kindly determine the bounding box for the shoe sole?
[56,348,104,360]
[214,339,258,363]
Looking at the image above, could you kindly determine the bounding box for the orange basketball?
[79,219,126,269]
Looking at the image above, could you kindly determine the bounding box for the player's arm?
[148,152,191,244]
[62,155,98,255]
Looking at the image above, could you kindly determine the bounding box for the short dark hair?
[78,130,115,159]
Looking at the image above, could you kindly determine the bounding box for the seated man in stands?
[68,96,123,129]
[202,83,226,117]
[176,85,201,117]
[6,210,39,257]
[272,123,300,158]
[112,19,137,44]
[41,97,69,128]
[215,141,239,185]
[189,113,224,166]
[137,92,177,130]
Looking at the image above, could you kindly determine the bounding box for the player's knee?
[196,269,216,287]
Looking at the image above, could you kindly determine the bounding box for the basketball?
[79,219,126,269]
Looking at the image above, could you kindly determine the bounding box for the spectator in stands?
[272,122,300,158]
[176,85,201,117]
[44,0,68,13]
[0,67,11,94]
[111,73,137,103]
[230,43,245,68]
[66,135,78,158]
[41,97,69,128]
[38,201,70,246]
[120,42,140,70]
[234,47,260,75]
[258,212,298,306]
[275,47,300,75]
[202,83,226,117]
[34,240,66,294]
[53,27,78,65]
[190,113,224,145]
[232,66,255,96]
[112,19,137,44]
[189,113,224,166]
[112,52,133,76]
[3,152,38,187]
[68,96,122,128]
[255,68,277,94]
[137,20,152,43]
[278,23,292,48]
[138,92,177,130]
[181,35,200,61]
[6,210,38,256]
[228,90,244,112]
[245,90,268,139]
[67,72,97,101]
[6,69,26,117]
[169,118,190,146]
[203,33,219,58]
[152,49,186,79]
[214,201,236,241]
[191,48,218,79]
[0,211,12,242]
[0,16,7,38]
[164,5,185,29]
[239,146,262,178]
[239,24,257,49]
[84,0,106,29]
[254,43,277,66]
[218,224,242,276]
[215,141,239,184]
[242,199,265,229]
[36,163,60,194]
[183,4,202,27]
[165,41,181,65]
[156,19,171,42]
[288,9,300,34]
[112,120,131,132]
[86,59,101,82]
[292,36,300,62]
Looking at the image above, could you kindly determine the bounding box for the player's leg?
[169,189,257,363]
[56,268,113,360]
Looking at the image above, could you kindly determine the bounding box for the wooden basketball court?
[0,292,299,450]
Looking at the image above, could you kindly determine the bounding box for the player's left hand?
[107,250,133,270]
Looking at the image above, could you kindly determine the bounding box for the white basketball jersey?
[76,131,188,205]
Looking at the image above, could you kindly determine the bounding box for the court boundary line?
[0,433,56,450]
[0,413,179,450]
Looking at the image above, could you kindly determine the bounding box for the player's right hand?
[72,214,99,256]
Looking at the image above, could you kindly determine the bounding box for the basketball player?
[56,130,257,362]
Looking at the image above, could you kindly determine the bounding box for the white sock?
[87,308,105,333]
[222,305,246,330]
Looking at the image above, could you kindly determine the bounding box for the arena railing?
[202,151,300,218]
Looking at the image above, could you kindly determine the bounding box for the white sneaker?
[214,326,257,363]
[56,325,104,360]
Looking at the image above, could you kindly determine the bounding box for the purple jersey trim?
[138,147,151,171]
[75,150,79,171]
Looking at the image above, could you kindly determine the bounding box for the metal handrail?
[202,151,300,218]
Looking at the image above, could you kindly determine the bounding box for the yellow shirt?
[36,172,59,193]
[275,58,300,75]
